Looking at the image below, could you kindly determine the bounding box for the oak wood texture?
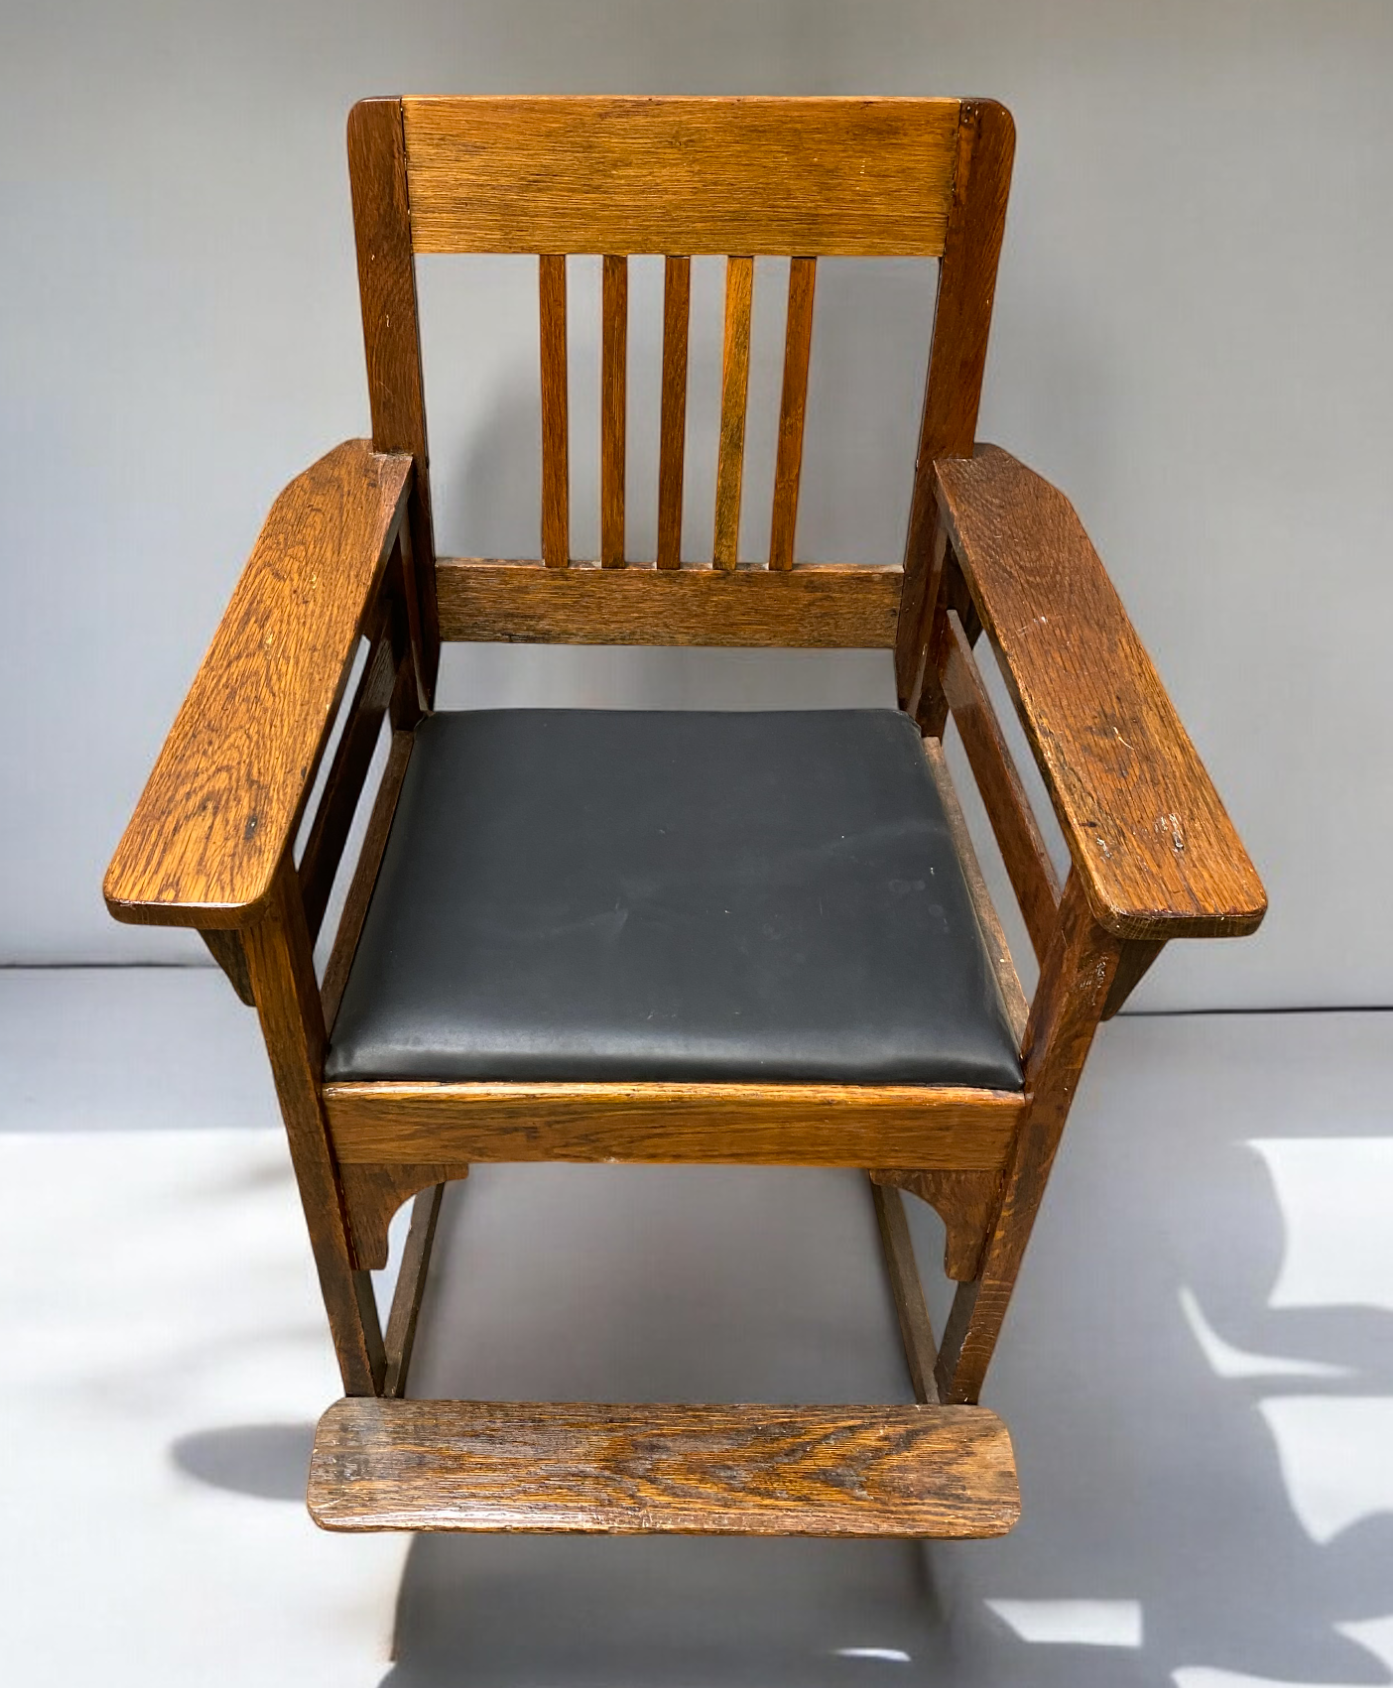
[298,617,397,944]
[539,255,570,566]
[942,608,1061,962]
[935,447,1268,939]
[320,728,414,1033]
[199,928,254,1006]
[712,256,756,570]
[1104,938,1167,1019]
[106,95,1271,1462]
[769,257,816,570]
[937,874,1120,1403]
[245,864,384,1395]
[920,736,1028,1044]
[347,99,439,700]
[872,1167,1001,1282]
[400,97,961,257]
[382,1183,444,1400]
[340,1161,464,1271]
[434,559,902,646]
[712,257,754,571]
[869,1180,940,1403]
[104,442,412,929]
[656,256,692,569]
[895,99,1015,701]
[601,255,628,566]
[323,1081,1023,1169]
[308,1398,1019,1536]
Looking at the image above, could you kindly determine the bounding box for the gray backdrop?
[3,0,1390,1010]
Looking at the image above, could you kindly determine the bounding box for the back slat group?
[531,251,820,573]
[355,95,1013,642]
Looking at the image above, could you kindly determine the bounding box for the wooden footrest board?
[308,1399,1020,1537]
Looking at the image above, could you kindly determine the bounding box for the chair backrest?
[347,96,1014,697]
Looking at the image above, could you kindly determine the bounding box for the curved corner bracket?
[870,1168,1002,1281]
[340,1161,468,1269]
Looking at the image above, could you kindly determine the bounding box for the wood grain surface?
[104,441,411,928]
[768,256,816,570]
[401,97,961,256]
[339,1160,464,1271]
[712,256,754,570]
[323,1080,1023,1169]
[600,254,628,566]
[199,928,254,1006]
[434,559,901,646]
[869,1181,940,1403]
[938,874,1120,1403]
[920,736,1028,1044]
[347,99,439,699]
[381,1184,445,1400]
[308,1398,1019,1536]
[656,255,692,568]
[872,1167,1001,1282]
[895,99,1015,700]
[539,255,570,566]
[935,446,1267,939]
[942,607,1061,961]
[245,864,384,1395]
[320,728,414,1033]
[297,620,397,944]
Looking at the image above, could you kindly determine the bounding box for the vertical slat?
[921,736,1028,1043]
[321,721,415,1033]
[347,97,440,702]
[712,255,754,571]
[894,100,1015,703]
[656,255,691,569]
[941,608,1062,964]
[768,257,816,570]
[601,255,628,567]
[539,254,570,567]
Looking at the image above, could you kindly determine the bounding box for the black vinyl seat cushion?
[326,709,1023,1090]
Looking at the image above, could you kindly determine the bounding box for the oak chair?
[105,96,1264,1539]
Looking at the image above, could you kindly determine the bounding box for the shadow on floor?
[169,1016,1393,1686]
[171,1423,315,1503]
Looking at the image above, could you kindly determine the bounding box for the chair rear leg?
[244,862,386,1395]
[937,874,1121,1403]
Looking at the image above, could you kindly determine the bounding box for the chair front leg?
[936,872,1121,1403]
[244,860,386,1396]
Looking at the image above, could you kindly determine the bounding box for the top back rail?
[349,96,1012,659]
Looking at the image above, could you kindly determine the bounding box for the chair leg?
[244,862,386,1396]
[936,874,1121,1404]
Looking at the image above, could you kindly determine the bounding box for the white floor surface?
[1,968,1390,1686]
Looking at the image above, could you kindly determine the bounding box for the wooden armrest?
[933,446,1266,940]
[105,440,413,929]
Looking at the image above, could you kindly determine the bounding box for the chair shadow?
[171,1423,314,1503]
[165,1024,1393,1688]
[373,1017,1393,1688]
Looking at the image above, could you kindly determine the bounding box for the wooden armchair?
[105,96,1264,1539]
